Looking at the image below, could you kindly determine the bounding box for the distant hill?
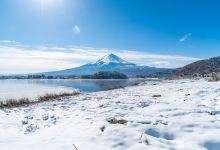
[40,54,172,76]
[82,71,128,79]
[176,56,220,76]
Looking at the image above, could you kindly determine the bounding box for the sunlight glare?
[28,0,66,13]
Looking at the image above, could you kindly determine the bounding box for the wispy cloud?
[72,25,81,34]
[0,40,19,44]
[179,33,192,43]
[0,42,201,74]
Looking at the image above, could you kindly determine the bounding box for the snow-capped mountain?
[42,54,170,76]
[94,54,133,65]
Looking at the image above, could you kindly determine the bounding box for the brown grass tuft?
[0,91,80,109]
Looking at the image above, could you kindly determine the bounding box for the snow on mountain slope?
[1,79,220,150]
[95,54,133,65]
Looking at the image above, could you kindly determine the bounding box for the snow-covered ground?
[0,79,220,150]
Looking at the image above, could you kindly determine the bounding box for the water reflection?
[25,79,146,92]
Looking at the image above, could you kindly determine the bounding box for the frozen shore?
[0,79,220,150]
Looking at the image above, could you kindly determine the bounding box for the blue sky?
[0,0,220,73]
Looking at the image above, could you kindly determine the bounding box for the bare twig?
[73,144,78,150]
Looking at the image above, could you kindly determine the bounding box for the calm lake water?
[0,79,145,101]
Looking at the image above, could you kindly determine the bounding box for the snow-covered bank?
[0,79,220,150]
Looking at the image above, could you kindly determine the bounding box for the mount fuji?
[42,54,170,76]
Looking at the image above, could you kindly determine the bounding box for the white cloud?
[0,43,201,74]
[148,61,171,68]
[179,33,192,43]
[72,25,80,34]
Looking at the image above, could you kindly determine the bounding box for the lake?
[0,79,145,101]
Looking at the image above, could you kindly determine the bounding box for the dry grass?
[208,76,220,82]
[0,91,80,109]
[152,94,162,97]
[0,98,30,108]
[107,118,128,125]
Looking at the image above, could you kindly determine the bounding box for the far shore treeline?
[0,71,129,80]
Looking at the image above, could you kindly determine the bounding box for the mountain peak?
[95,54,131,65]
[108,53,117,57]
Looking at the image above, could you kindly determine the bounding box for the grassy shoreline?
[0,91,80,109]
